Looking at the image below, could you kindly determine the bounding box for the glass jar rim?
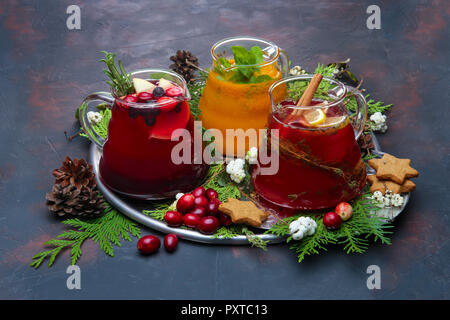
[113,68,190,108]
[211,36,280,71]
[268,75,348,112]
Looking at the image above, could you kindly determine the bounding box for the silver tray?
[90,144,284,244]
[90,133,408,245]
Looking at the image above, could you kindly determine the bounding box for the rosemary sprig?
[99,51,134,97]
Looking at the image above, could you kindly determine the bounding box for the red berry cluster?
[322,202,353,230]
[137,234,178,255]
[119,80,185,125]
[164,187,232,235]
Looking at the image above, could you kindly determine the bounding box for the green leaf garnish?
[215,45,273,84]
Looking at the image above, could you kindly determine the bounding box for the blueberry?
[152,87,165,98]
[142,108,160,119]
[175,102,183,113]
[128,108,139,119]
[145,116,156,126]
[149,108,161,116]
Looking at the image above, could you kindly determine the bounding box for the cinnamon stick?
[292,74,323,116]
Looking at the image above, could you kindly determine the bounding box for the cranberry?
[157,96,178,112]
[123,94,139,103]
[198,216,220,234]
[219,212,233,226]
[188,207,206,218]
[163,234,178,252]
[335,202,353,221]
[206,198,221,216]
[192,186,206,198]
[137,91,153,102]
[164,210,183,227]
[194,196,208,208]
[165,86,184,97]
[323,212,342,230]
[176,194,195,214]
[205,188,218,200]
[184,213,201,228]
[137,235,160,254]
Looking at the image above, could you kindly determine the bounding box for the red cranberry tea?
[99,70,208,199]
[252,76,368,212]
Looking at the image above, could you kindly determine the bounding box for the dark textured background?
[0,0,449,299]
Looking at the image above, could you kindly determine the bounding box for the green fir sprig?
[187,70,208,120]
[212,225,245,239]
[79,106,111,141]
[31,203,141,268]
[266,193,393,262]
[287,63,336,101]
[346,93,392,115]
[287,63,393,127]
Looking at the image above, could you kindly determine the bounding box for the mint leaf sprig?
[100,51,134,97]
[215,45,273,84]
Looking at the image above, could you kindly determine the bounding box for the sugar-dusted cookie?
[219,198,269,227]
[368,153,419,185]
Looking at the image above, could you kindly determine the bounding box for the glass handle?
[278,48,290,77]
[346,86,367,140]
[79,92,114,149]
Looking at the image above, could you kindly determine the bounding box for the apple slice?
[158,78,174,90]
[133,78,156,94]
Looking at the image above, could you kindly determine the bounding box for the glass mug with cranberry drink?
[81,69,208,199]
[252,75,368,211]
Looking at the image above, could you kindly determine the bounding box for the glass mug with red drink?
[252,75,368,212]
[81,69,208,199]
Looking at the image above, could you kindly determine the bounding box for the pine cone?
[169,50,199,82]
[46,184,106,219]
[52,156,96,190]
[358,133,375,152]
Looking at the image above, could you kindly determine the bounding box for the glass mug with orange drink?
[252,75,368,211]
[199,36,289,157]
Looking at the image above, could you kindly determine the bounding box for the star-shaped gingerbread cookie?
[367,175,416,195]
[219,198,269,227]
[368,153,419,184]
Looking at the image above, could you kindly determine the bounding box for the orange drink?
[199,37,289,157]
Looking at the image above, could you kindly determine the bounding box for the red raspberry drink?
[99,70,208,199]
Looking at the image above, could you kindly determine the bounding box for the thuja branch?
[30,204,141,268]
